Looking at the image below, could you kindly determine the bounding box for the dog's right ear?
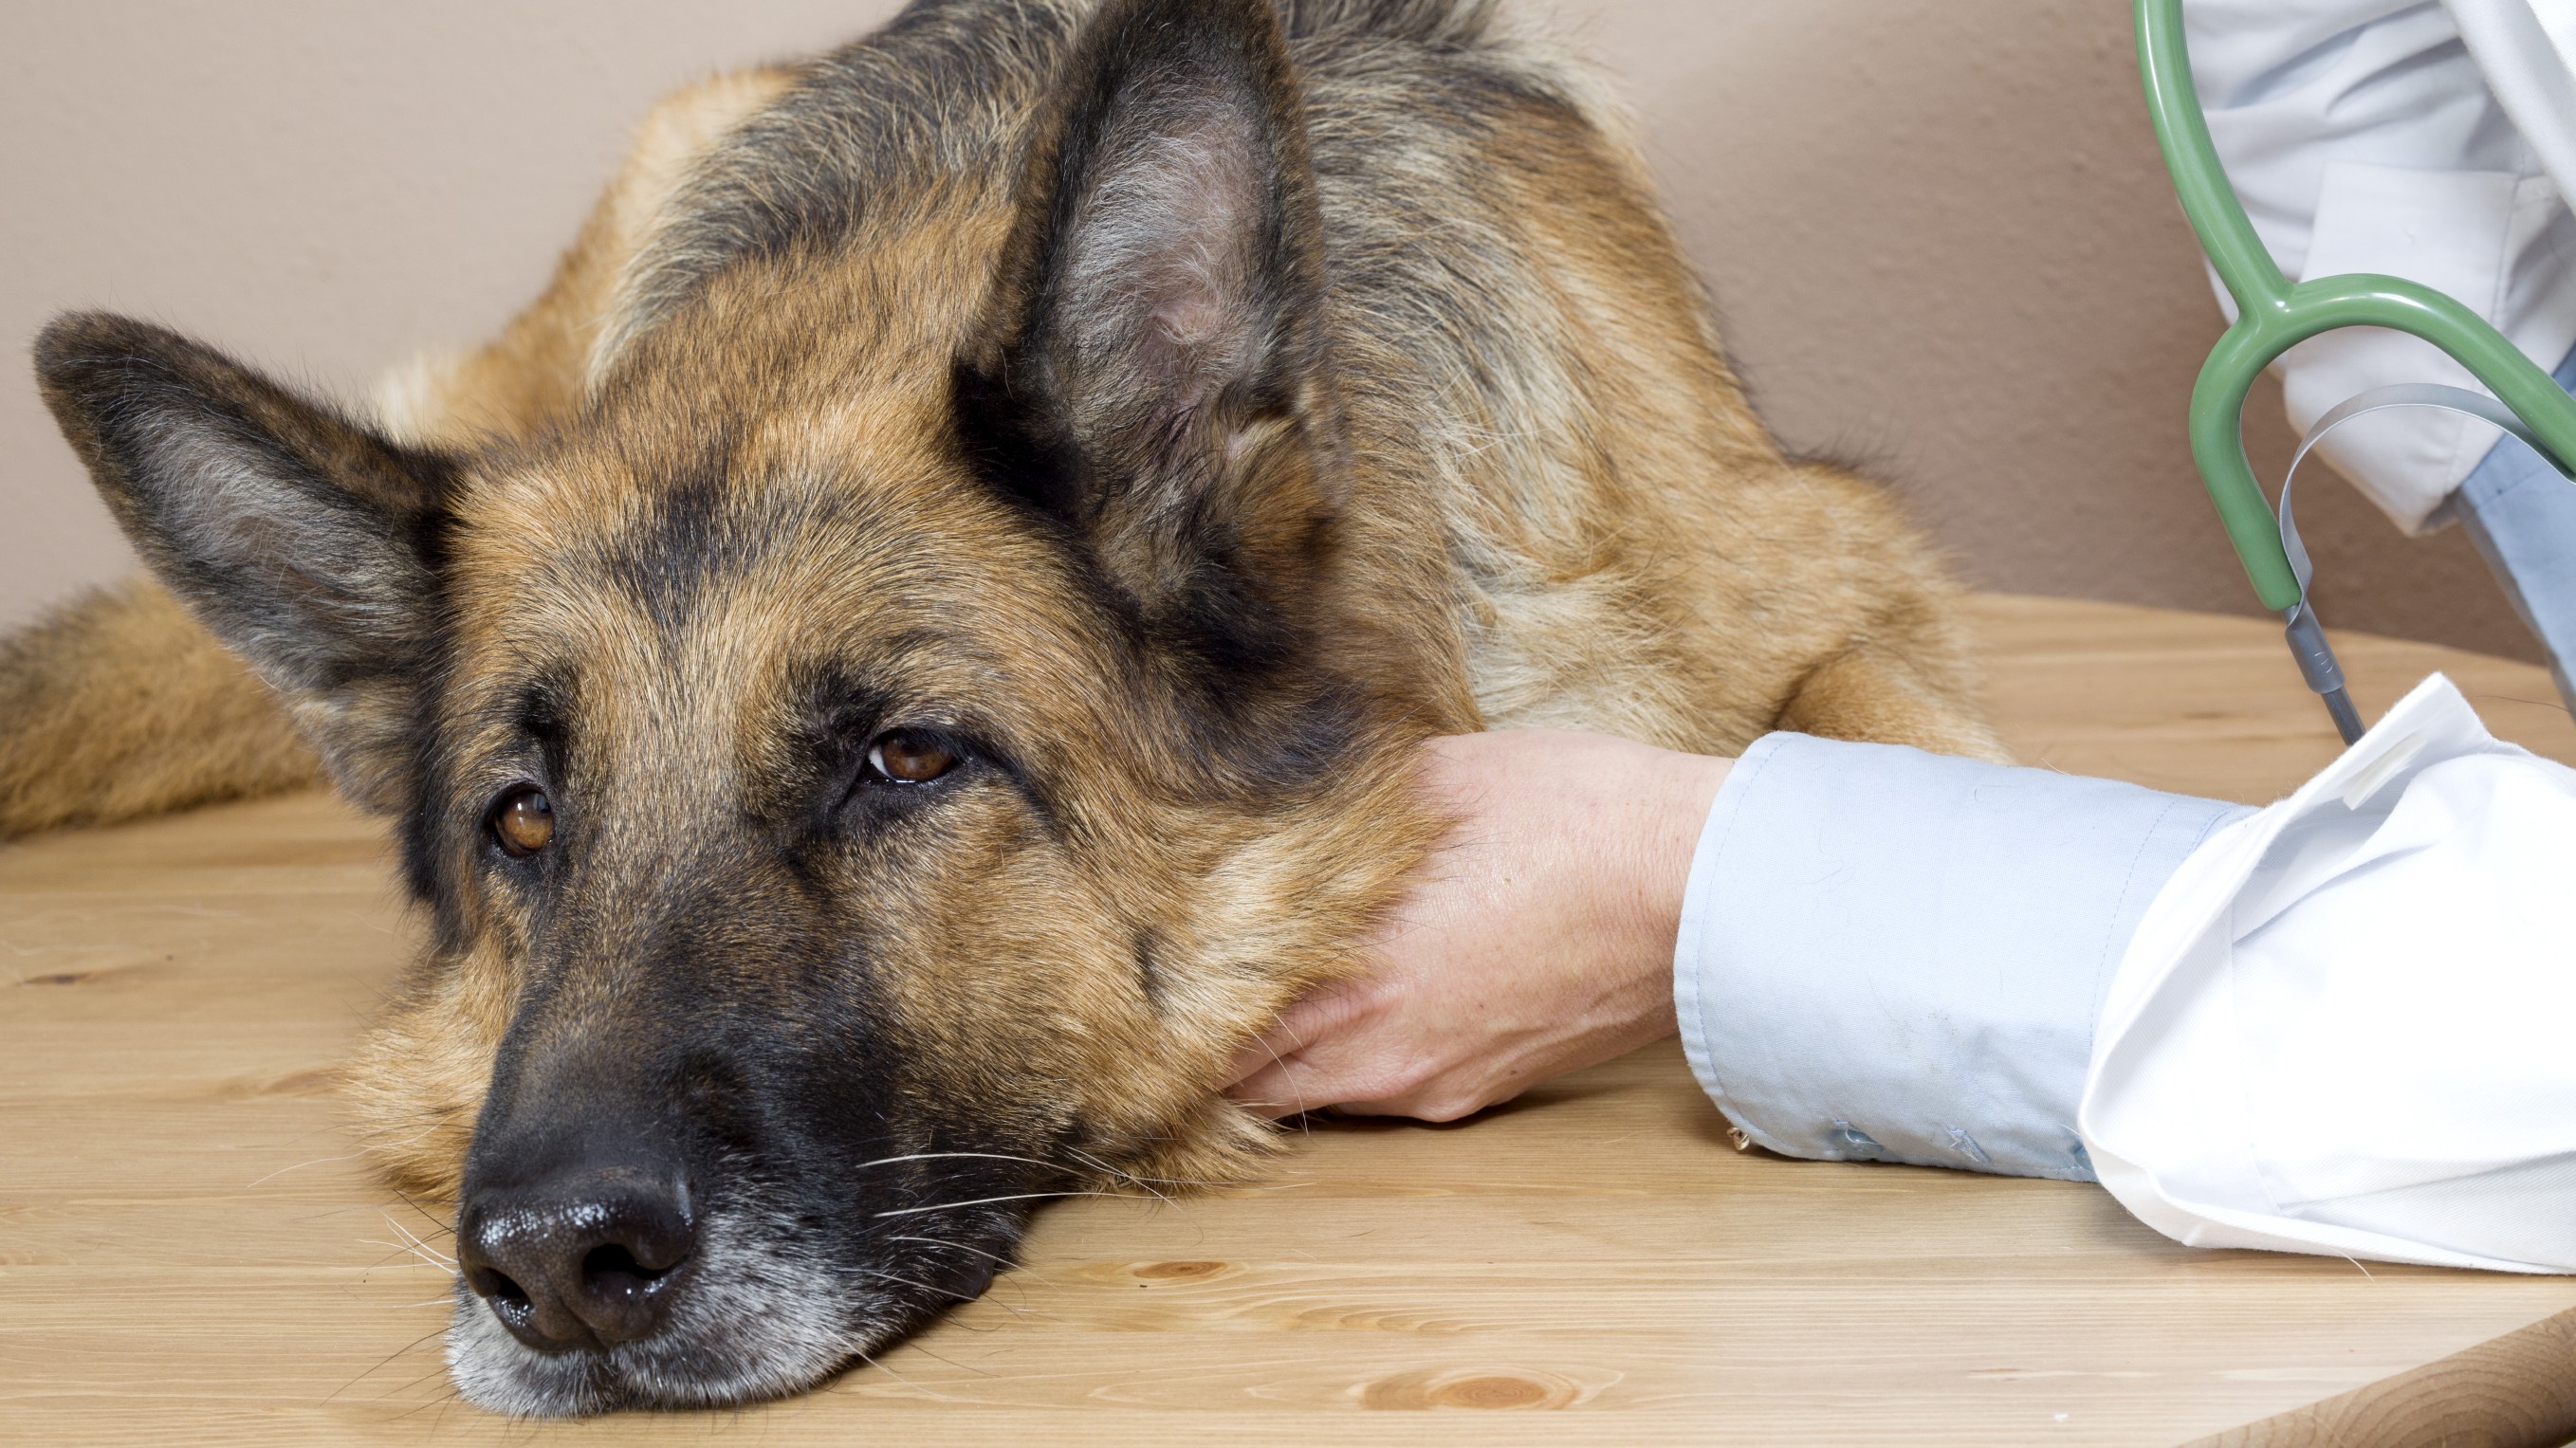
[34,312,452,811]
[959,0,1341,681]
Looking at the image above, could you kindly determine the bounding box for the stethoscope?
[2137,0,2576,744]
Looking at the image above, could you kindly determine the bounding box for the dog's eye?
[490,786,555,856]
[867,731,957,785]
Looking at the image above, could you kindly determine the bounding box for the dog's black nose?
[458,1164,695,1351]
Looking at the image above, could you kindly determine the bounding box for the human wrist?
[1641,749,1730,961]
[1597,743,1730,1017]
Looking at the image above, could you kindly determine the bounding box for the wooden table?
[6,595,2573,1446]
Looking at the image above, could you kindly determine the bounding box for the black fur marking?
[953,363,1309,707]
[949,357,1083,522]
[956,356,1371,808]
[596,428,757,635]
[1132,927,1166,1013]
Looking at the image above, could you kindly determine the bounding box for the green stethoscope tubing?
[2137,0,2576,733]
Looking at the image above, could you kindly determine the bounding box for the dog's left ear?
[963,0,1339,671]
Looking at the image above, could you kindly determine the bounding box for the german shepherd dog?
[7,0,2002,1416]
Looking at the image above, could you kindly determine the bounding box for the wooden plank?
[2,595,2568,1445]
[1969,594,2576,794]
[2187,1306,2576,1448]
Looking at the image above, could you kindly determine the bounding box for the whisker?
[872,1189,1130,1219]
[852,1347,968,1403]
[855,1147,1230,1194]
[357,1239,457,1274]
[374,1365,461,1409]
[382,1212,458,1268]
[326,1322,451,1403]
[854,1268,983,1305]
[384,1371,467,1421]
[1066,1159,1237,1190]
[245,1147,373,1188]
[904,1340,1000,1376]
[389,1188,456,1237]
[1251,1028,1312,1128]
[852,1150,1067,1173]
[858,1270,1038,1327]
[1063,1147,1171,1207]
[882,1234,1055,1288]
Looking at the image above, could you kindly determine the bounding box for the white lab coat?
[2083,674,2576,1273]
[2188,0,2576,533]
[1678,675,2576,1273]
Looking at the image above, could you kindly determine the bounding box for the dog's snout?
[458,1165,695,1352]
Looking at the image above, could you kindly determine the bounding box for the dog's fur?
[9,0,2002,1415]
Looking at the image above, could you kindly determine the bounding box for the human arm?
[1226,725,2249,1183]
[1678,731,2248,1179]
[1233,699,2576,1274]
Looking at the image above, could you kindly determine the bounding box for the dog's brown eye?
[492,787,555,856]
[868,731,956,784]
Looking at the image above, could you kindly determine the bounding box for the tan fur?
[1350,63,2002,759]
[324,23,1990,1207]
[14,0,2006,1183]
[0,579,322,836]
[4,29,1998,847]
[351,191,1454,1198]
[17,2,2007,1408]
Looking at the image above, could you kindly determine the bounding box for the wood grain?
[2189,1305,2576,1448]
[3,595,2571,1447]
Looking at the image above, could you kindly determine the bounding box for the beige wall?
[0,1,2537,661]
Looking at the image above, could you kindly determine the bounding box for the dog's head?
[37,0,1454,1414]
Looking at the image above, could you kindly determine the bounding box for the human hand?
[1224,729,1731,1122]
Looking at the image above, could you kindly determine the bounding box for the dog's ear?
[34,312,451,812]
[963,0,1340,674]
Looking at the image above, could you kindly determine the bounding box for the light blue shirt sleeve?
[1673,733,2253,1182]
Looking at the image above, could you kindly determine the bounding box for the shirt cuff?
[1673,733,2251,1182]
